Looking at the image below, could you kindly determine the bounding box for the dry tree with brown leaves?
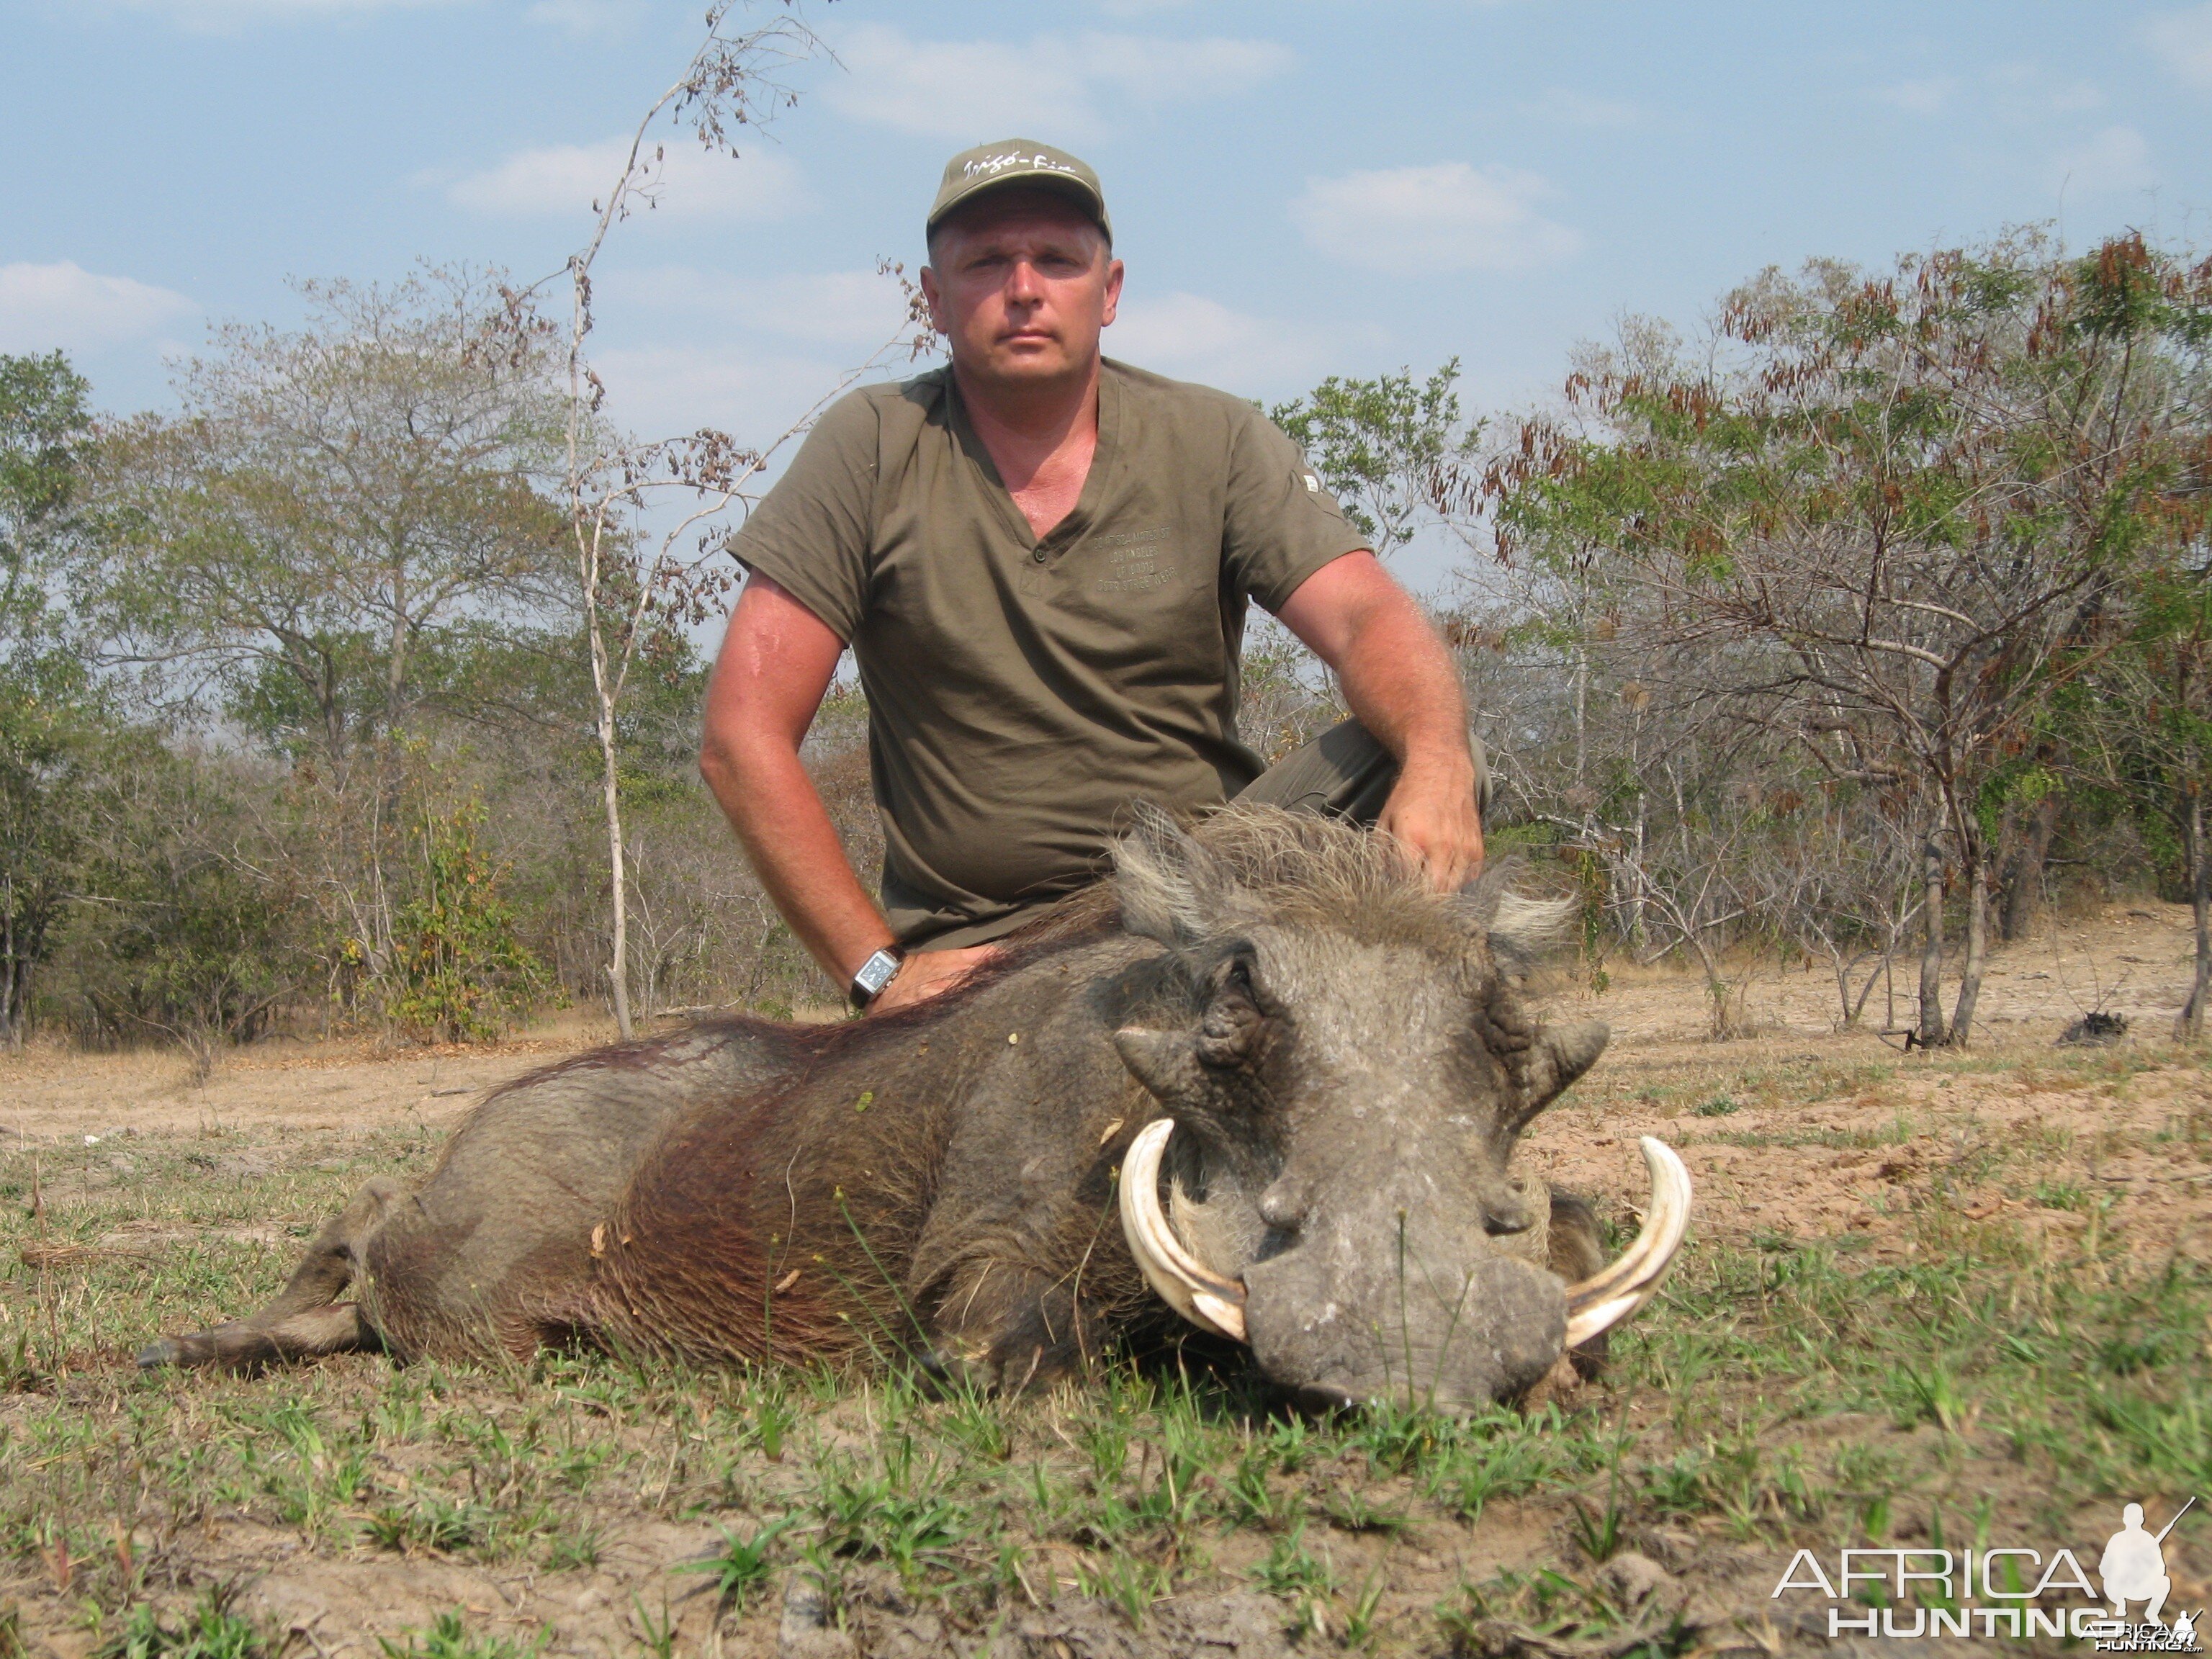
[1467,230,2211,1046]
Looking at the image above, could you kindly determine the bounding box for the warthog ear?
[1512,1018,1611,1125]
[1114,1026,1202,1100]
[1455,863,1575,974]
[1115,805,1246,945]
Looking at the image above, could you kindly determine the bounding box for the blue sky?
[5,0,2210,594]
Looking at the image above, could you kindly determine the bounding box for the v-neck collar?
[947,364,1120,554]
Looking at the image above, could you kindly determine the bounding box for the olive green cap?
[926,138,1112,243]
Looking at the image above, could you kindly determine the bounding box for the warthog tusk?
[1563,1136,1691,1349]
[1118,1118,1249,1342]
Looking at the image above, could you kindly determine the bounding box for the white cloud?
[1078,33,1293,103]
[441,139,806,223]
[1987,60,2104,112]
[2050,125,2155,197]
[524,0,644,37]
[2142,2,2212,86]
[1877,66,2102,120]
[591,343,885,450]
[92,0,457,27]
[1515,88,1641,127]
[824,24,1293,140]
[1874,76,1959,114]
[1107,292,1326,396]
[1291,162,1581,275]
[606,266,917,349]
[0,261,197,355]
[2046,81,2106,112]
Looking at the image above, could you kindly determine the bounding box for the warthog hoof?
[136,1338,183,1370]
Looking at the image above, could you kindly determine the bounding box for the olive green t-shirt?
[729,359,1369,949]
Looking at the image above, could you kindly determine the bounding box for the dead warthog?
[141,806,1688,1409]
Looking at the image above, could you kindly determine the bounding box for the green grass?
[376,1612,549,1659]
[1439,1564,1699,1658]
[6,1056,2211,1651]
[96,1588,267,1658]
[1693,1118,1913,1151]
[673,1515,792,1612]
[1251,1522,1341,1637]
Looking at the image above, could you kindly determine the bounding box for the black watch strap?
[849,947,904,1009]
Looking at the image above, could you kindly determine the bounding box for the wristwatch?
[849,946,904,1010]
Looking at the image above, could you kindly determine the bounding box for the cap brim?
[927,172,1110,239]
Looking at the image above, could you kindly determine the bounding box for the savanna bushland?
[6,12,2212,1651]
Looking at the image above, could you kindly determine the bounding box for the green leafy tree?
[0,351,97,1047]
[2143,570,2212,1038]
[1271,359,1483,557]
[2077,550,2212,1037]
[93,270,569,758]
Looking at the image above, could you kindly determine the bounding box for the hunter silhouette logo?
[2089,1499,2201,1651]
[1769,1498,2201,1647]
[2104,1501,2184,1625]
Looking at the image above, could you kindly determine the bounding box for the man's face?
[921,190,1123,392]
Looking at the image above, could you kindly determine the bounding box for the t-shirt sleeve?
[1220,403,1372,615]
[724,388,881,642]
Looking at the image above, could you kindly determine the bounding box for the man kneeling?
[700,139,1488,1013]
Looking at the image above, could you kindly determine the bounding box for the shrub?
[387,801,550,1042]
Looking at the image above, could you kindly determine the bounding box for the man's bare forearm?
[700,732,893,985]
[1275,551,1483,887]
[1279,553,1473,770]
[699,575,894,989]
[1337,598,1473,779]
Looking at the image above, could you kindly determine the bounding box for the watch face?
[855,950,901,998]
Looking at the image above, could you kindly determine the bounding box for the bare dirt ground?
[3,903,2210,1657]
[13,897,2187,1151]
[1531,899,2212,1265]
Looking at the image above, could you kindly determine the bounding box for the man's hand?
[1275,552,1486,893]
[866,944,1003,1016]
[1379,752,1485,891]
